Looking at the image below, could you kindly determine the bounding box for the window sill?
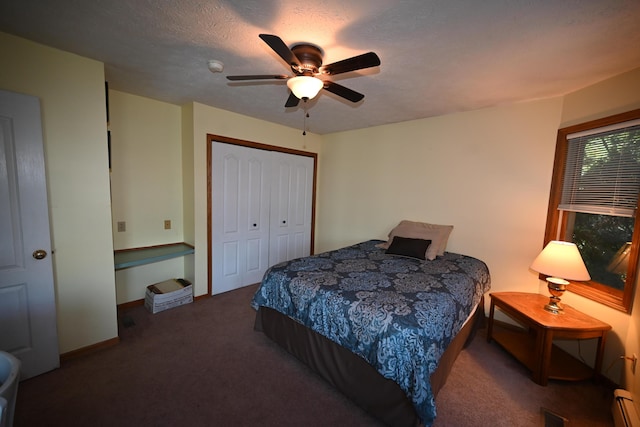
[568,281,628,313]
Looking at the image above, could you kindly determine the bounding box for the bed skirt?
[254,295,485,427]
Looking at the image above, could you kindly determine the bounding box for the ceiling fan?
[227,34,381,107]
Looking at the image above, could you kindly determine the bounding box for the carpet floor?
[14,284,614,426]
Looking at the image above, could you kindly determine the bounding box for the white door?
[269,152,314,266]
[211,142,270,294]
[0,90,59,379]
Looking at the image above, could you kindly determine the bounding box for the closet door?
[211,142,270,294]
[269,151,314,266]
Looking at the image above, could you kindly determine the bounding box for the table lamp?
[530,240,591,314]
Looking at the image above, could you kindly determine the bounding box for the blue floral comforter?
[251,240,491,426]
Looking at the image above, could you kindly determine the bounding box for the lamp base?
[544,299,564,314]
[544,277,569,315]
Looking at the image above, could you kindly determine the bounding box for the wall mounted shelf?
[114,242,194,270]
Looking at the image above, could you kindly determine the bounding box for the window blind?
[559,121,640,217]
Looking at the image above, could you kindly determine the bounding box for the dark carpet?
[14,284,614,426]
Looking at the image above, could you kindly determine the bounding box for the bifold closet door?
[269,151,314,266]
[211,142,270,294]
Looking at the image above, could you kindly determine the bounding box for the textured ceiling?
[2,0,640,134]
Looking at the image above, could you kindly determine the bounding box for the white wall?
[0,32,117,354]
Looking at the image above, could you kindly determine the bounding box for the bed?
[251,231,491,427]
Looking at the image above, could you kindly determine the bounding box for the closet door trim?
[207,134,317,296]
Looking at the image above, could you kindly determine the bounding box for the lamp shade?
[607,242,632,274]
[530,240,591,281]
[287,76,323,100]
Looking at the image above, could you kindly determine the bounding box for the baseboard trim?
[60,337,120,363]
[194,294,210,302]
[117,299,144,309]
[63,294,212,363]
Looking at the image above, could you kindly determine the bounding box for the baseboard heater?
[613,389,640,427]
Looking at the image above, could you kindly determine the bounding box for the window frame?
[543,108,640,313]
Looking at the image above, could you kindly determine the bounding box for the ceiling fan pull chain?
[302,100,309,136]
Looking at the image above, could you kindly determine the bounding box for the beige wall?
[109,90,184,249]
[560,67,640,128]
[318,98,564,319]
[109,90,189,304]
[317,98,563,259]
[188,102,323,297]
[0,32,117,354]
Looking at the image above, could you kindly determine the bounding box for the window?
[543,109,640,313]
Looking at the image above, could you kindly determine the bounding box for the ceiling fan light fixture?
[287,76,323,100]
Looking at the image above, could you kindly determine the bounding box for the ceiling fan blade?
[320,52,380,76]
[226,74,289,81]
[285,92,300,108]
[259,34,301,67]
[323,81,365,103]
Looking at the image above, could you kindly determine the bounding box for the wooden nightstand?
[487,292,611,386]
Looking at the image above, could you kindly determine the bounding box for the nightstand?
[487,292,611,386]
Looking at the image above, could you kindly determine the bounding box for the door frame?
[206,134,317,296]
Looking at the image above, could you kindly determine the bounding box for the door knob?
[33,249,48,260]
